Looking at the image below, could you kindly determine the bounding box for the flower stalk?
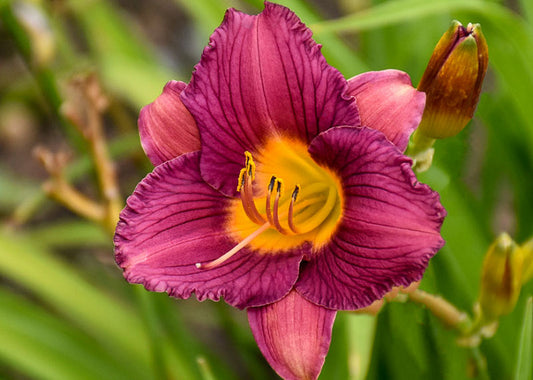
[61,73,123,233]
[36,73,123,235]
[34,146,107,224]
[408,289,471,331]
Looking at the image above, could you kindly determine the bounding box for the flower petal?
[346,70,425,151]
[296,127,445,310]
[114,152,303,309]
[181,2,359,196]
[247,290,336,380]
[139,80,200,166]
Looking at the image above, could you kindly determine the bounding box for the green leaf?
[65,0,176,107]
[518,0,533,24]
[321,312,350,380]
[514,297,533,380]
[311,0,510,34]
[346,313,376,380]
[173,0,228,38]
[0,166,39,211]
[367,302,469,380]
[0,288,137,380]
[24,220,110,248]
[0,230,153,377]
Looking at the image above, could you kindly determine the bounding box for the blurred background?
[0,0,532,379]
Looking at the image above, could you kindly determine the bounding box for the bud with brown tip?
[417,21,489,139]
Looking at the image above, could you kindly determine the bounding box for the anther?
[272,178,288,234]
[266,176,276,225]
[244,151,255,181]
[268,176,276,192]
[238,153,265,224]
[291,185,300,201]
[237,168,246,192]
[288,185,301,233]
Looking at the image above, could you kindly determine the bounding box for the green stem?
[470,346,490,380]
[409,129,437,155]
[197,357,217,380]
[408,289,472,332]
[406,129,437,172]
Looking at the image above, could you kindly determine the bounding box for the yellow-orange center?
[229,137,343,253]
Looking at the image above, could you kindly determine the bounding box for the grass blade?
[514,297,533,380]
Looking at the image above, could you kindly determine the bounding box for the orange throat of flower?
[196,137,344,270]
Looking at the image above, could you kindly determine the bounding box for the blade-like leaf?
[514,297,533,380]
[0,288,137,380]
[0,230,152,376]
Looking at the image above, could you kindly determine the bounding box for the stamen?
[196,222,270,270]
[272,179,288,234]
[288,185,300,233]
[237,168,246,192]
[238,153,265,224]
[244,151,255,181]
[265,176,276,225]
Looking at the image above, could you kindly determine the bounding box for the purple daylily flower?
[114,2,446,379]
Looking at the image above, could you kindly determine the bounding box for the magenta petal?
[139,80,200,166]
[114,152,303,309]
[346,70,425,151]
[181,2,359,196]
[296,127,445,310]
[247,290,336,380]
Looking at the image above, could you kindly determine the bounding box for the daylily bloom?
[114,3,445,379]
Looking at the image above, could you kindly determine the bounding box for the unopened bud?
[417,21,488,139]
[479,233,523,320]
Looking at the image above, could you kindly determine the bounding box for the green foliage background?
[0,0,532,379]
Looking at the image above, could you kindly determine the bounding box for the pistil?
[195,222,271,269]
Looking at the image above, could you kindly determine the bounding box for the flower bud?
[417,21,488,139]
[479,233,523,320]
